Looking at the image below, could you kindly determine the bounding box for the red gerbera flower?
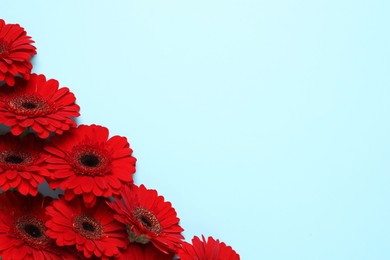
[177,235,240,260]
[0,191,77,260]
[0,19,36,86]
[0,73,80,138]
[108,184,184,254]
[44,124,136,207]
[45,196,128,259]
[0,133,49,195]
[117,243,174,260]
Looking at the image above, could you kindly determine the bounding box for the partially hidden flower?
[45,196,128,259]
[0,19,36,86]
[177,235,240,260]
[117,243,174,260]
[108,184,184,254]
[0,133,49,195]
[44,124,136,207]
[0,191,77,260]
[0,73,80,138]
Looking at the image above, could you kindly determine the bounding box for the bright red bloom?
[0,191,77,260]
[177,235,240,260]
[44,124,136,207]
[0,73,80,138]
[45,196,128,259]
[117,243,174,260]
[108,184,184,254]
[0,19,36,86]
[0,133,49,195]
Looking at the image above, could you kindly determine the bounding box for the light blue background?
[3,1,390,259]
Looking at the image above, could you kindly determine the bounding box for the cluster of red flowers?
[0,19,240,260]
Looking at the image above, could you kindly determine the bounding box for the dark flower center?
[0,150,34,168]
[82,222,95,232]
[24,224,42,238]
[74,214,104,240]
[15,216,50,249]
[140,216,152,229]
[133,207,161,234]
[5,155,24,164]
[22,102,37,109]
[7,95,53,116]
[69,145,111,176]
[80,154,100,167]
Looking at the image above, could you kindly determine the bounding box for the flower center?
[68,145,111,176]
[24,224,42,238]
[22,102,37,109]
[7,95,54,116]
[133,207,161,234]
[82,221,95,232]
[5,155,24,164]
[0,150,34,169]
[73,214,104,240]
[80,154,100,167]
[15,216,51,249]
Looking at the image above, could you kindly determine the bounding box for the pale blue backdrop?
[3,1,390,259]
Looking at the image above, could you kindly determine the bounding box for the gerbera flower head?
[0,133,49,195]
[0,73,80,138]
[0,19,36,86]
[45,196,128,259]
[108,184,184,254]
[44,124,136,207]
[0,191,77,260]
[117,243,174,260]
[177,235,240,260]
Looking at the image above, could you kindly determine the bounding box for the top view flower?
[0,133,49,195]
[0,19,36,86]
[45,196,128,259]
[177,235,240,260]
[0,191,77,260]
[44,124,136,207]
[108,184,184,254]
[0,73,80,138]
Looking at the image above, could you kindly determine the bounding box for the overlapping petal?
[0,19,36,86]
[117,243,174,260]
[0,73,80,138]
[45,196,128,259]
[108,184,184,254]
[0,133,49,195]
[44,124,136,207]
[0,191,77,260]
[177,235,240,260]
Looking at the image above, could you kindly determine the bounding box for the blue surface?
[3,1,390,259]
